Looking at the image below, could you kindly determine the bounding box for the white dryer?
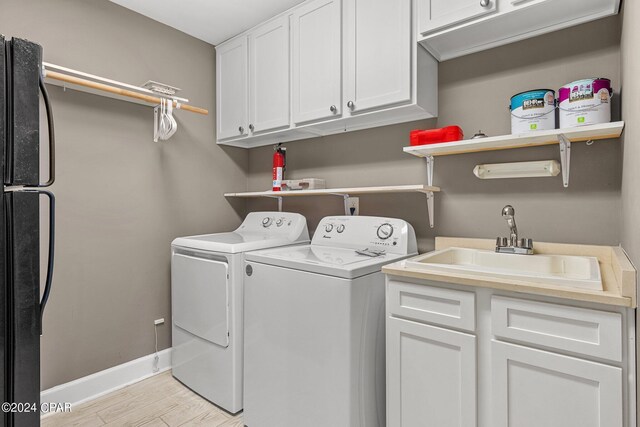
[171,212,309,414]
[243,216,417,427]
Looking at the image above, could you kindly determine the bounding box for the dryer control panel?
[312,216,417,255]
[237,212,310,241]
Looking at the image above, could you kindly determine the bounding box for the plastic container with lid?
[410,126,463,146]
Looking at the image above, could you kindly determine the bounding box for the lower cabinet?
[492,341,623,427]
[385,279,631,427]
[386,317,477,427]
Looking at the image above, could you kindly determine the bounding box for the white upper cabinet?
[418,0,496,36]
[344,0,412,114]
[419,0,620,61]
[215,0,619,146]
[249,16,290,134]
[215,0,438,147]
[216,37,248,140]
[292,0,342,124]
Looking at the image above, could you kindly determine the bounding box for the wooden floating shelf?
[224,184,440,198]
[403,121,624,158]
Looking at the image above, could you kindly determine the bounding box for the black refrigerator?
[1,36,55,427]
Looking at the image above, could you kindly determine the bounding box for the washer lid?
[245,245,415,279]
[172,232,305,253]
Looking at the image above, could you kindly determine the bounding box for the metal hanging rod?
[42,63,208,115]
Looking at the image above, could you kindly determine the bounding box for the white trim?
[41,348,172,411]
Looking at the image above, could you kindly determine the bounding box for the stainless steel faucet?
[496,205,533,255]
[502,205,518,246]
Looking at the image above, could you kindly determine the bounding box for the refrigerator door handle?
[23,189,55,335]
[37,73,55,188]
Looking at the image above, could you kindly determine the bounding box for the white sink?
[406,247,602,290]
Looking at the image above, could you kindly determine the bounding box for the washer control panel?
[313,216,417,255]
[376,223,394,240]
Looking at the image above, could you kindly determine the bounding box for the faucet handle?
[519,238,534,249]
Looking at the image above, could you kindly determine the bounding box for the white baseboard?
[41,348,172,410]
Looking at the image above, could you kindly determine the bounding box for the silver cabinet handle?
[249,124,255,131]
[347,101,355,110]
[330,105,337,113]
[480,0,490,6]
[239,126,244,134]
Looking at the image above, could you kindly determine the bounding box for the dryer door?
[172,253,230,348]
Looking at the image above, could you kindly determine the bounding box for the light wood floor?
[42,370,243,427]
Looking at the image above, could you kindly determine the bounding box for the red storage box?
[410,126,463,146]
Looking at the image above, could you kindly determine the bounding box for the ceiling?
[109,0,306,45]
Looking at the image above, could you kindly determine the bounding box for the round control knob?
[276,218,284,227]
[325,223,334,233]
[336,224,345,233]
[262,217,273,228]
[377,223,394,240]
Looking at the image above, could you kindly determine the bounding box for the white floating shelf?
[224,184,440,198]
[224,184,440,228]
[403,121,624,158]
[404,121,624,188]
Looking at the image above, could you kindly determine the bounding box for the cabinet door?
[492,341,623,427]
[345,0,411,114]
[249,16,290,134]
[291,0,342,124]
[216,37,248,140]
[387,317,477,427]
[418,0,497,35]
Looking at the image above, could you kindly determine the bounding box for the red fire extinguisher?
[272,143,286,191]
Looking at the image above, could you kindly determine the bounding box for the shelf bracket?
[425,155,434,187]
[426,191,435,229]
[265,195,283,212]
[425,155,435,228]
[153,106,159,143]
[558,134,571,188]
[330,193,351,215]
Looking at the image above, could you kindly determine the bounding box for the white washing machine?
[171,212,309,414]
[243,216,417,427]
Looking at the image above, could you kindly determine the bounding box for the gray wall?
[0,0,627,391]
[248,16,622,253]
[621,2,640,268]
[1,0,248,389]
